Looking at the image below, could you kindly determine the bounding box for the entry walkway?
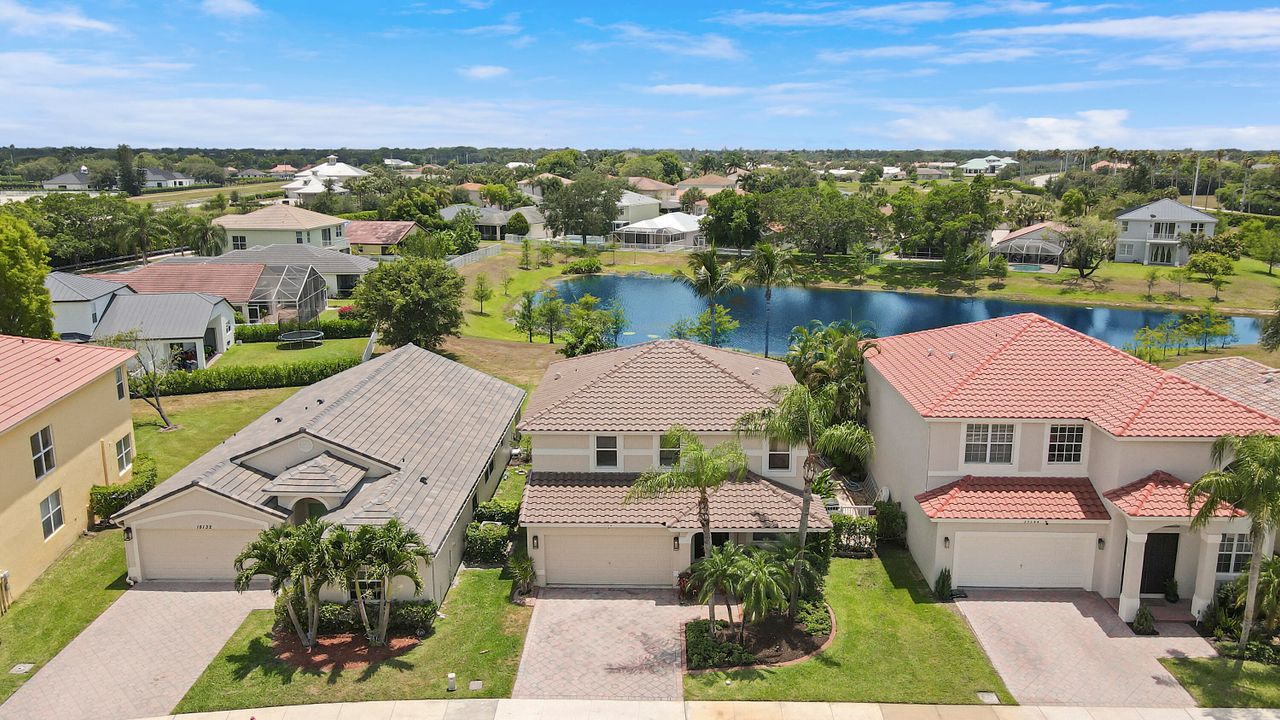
[138,700,1280,720]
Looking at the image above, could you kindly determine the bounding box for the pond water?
[550,274,1261,352]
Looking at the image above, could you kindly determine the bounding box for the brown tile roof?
[1168,357,1280,420]
[628,176,675,191]
[87,264,265,304]
[345,220,419,245]
[212,205,343,230]
[458,182,485,191]
[0,335,135,435]
[1103,470,1244,518]
[519,340,796,433]
[520,471,831,530]
[915,476,1109,520]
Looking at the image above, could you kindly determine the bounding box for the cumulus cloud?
[457,64,509,79]
[0,0,115,34]
[200,0,261,18]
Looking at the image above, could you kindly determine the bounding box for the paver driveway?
[513,587,705,701]
[0,582,272,720]
[956,590,1215,707]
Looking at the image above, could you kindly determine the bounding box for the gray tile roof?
[44,171,90,185]
[115,345,525,551]
[45,271,131,302]
[263,453,367,495]
[91,292,229,341]
[1116,198,1217,223]
[440,204,544,226]
[1168,357,1280,420]
[161,245,377,275]
[143,168,192,182]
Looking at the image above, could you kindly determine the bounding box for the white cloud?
[933,47,1041,64]
[764,106,814,117]
[457,64,509,79]
[818,44,941,63]
[981,78,1148,94]
[1052,3,1124,14]
[645,83,747,97]
[714,1,1047,28]
[460,12,520,35]
[579,20,744,61]
[200,0,261,19]
[962,9,1280,52]
[0,52,188,88]
[458,0,494,8]
[0,0,115,34]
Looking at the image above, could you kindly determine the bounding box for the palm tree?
[741,243,798,358]
[364,519,431,645]
[1189,434,1280,654]
[1233,554,1280,634]
[734,549,789,643]
[673,246,741,346]
[234,525,309,646]
[1241,155,1257,213]
[289,518,337,648]
[184,213,227,256]
[785,320,878,424]
[115,204,173,264]
[690,541,746,637]
[625,427,748,628]
[735,384,875,616]
[327,524,378,641]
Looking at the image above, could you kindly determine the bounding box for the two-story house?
[213,205,350,253]
[518,340,830,588]
[1113,198,1217,267]
[0,335,135,602]
[864,314,1280,621]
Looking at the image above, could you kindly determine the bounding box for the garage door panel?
[954,531,1095,590]
[544,532,672,586]
[138,529,259,581]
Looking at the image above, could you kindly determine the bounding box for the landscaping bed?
[686,607,831,670]
[274,630,418,672]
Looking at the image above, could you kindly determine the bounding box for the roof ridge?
[924,316,1037,413]
[522,342,667,426]
[680,342,781,405]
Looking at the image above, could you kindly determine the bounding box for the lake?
[550,274,1262,352]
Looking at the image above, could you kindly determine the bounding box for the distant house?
[234,168,269,179]
[88,262,326,325]
[268,164,298,177]
[213,205,349,252]
[346,220,424,257]
[383,158,415,168]
[613,212,703,249]
[627,176,677,202]
[42,166,92,191]
[615,190,662,228]
[45,272,133,341]
[675,173,736,196]
[960,155,1017,176]
[457,182,486,205]
[506,161,534,170]
[516,173,570,201]
[159,244,376,298]
[440,204,548,241]
[142,169,194,188]
[1091,160,1131,173]
[280,156,367,199]
[882,166,907,180]
[915,167,949,181]
[1114,198,1216,267]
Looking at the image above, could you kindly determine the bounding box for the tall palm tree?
[735,384,875,616]
[115,204,173,264]
[690,541,745,637]
[327,524,378,641]
[234,525,309,646]
[1233,554,1280,634]
[734,549,789,643]
[364,519,431,645]
[289,518,337,648]
[1189,434,1280,654]
[1241,155,1257,213]
[741,243,798,358]
[184,213,227,256]
[673,246,741,346]
[626,428,748,627]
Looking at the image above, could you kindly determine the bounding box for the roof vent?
[751,366,760,375]
[1266,376,1274,384]
[419,475,429,485]
[554,372,561,380]
[317,398,324,404]
[947,351,956,360]
[926,348,934,356]
[274,417,282,423]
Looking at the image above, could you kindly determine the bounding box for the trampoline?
[278,329,324,349]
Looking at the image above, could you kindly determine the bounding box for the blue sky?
[2,0,1279,150]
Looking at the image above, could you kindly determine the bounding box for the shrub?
[1237,641,1280,665]
[935,567,953,601]
[812,468,837,499]
[873,500,907,541]
[388,600,438,635]
[797,598,831,637]
[805,531,833,578]
[337,210,380,221]
[831,513,877,555]
[1186,252,1235,281]
[1132,606,1157,635]
[275,596,359,634]
[562,257,602,274]
[1164,578,1179,603]
[235,318,372,342]
[509,554,536,595]
[155,358,360,396]
[89,454,158,520]
[990,254,1008,278]
[474,499,520,527]
[464,521,509,564]
[685,620,757,670]
[337,305,356,319]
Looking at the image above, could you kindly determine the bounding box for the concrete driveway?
[0,582,272,720]
[956,590,1216,707]
[513,587,705,701]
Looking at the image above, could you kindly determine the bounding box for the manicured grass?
[214,337,369,369]
[492,464,528,505]
[1162,656,1280,707]
[1156,344,1280,369]
[129,180,287,205]
[133,387,300,480]
[684,547,1013,704]
[173,568,531,712]
[0,531,127,703]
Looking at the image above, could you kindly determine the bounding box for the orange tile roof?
[458,182,485,191]
[867,314,1280,438]
[1103,470,1244,518]
[916,476,1109,520]
[345,220,419,245]
[519,340,795,433]
[0,335,135,434]
[87,264,265,303]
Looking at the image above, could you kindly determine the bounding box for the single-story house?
[882,166,907,180]
[214,204,349,252]
[88,262,326,325]
[42,166,92,191]
[383,158,416,168]
[346,220,424,257]
[989,221,1069,266]
[1114,198,1216,267]
[627,176,677,201]
[457,182,486,205]
[160,244,376,298]
[268,164,298,177]
[91,293,235,371]
[519,340,829,588]
[960,155,1017,176]
[915,167,949,181]
[234,168,270,179]
[613,212,703,249]
[440,204,548,241]
[142,169,194,189]
[113,345,524,603]
[516,173,570,201]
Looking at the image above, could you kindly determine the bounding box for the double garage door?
[952,531,1096,589]
[543,531,673,586]
[137,528,260,581]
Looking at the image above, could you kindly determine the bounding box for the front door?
[691,532,732,560]
[1140,532,1179,594]
[1149,244,1175,265]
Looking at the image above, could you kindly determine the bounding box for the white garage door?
[544,532,673,586]
[953,531,1096,589]
[138,529,260,581]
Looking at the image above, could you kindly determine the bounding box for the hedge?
[236,318,372,342]
[90,454,158,520]
[474,498,519,527]
[463,521,509,564]
[873,500,907,541]
[275,596,439,636]
[338,210,380,221]
[155,358,360,396]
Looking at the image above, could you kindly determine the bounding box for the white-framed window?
[322,228,332,246]
[348,573,384,603]
[336,223,344,237]
[30,425,55,479]
[1218,533,1252,573]
[295,231,304,244]
[115,367,127,399]
[232,235,247,250]
[1117,242,1135,257]
[767,438,791,470]
[40,489,63,539]
[963,423,1013,464]
[1190,222,1205,235]
[594,435,618,468]
[115,434,134,473]
[1047,424,1084,464]
[1120,221,1129,233]
[659,434,681,467]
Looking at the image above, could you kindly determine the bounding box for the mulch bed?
[273,630,418,671]
[737,615,829,665]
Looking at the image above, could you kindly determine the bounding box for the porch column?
[1118,529,1147,622]
[1191,532,1221,620]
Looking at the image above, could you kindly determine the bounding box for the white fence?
[445,244,502,268]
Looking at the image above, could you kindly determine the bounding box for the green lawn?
[492,464,528,505]
[133,387,300,480]
[1162,656,1280,707]
[173,568,531,712]
[684,548,1013,704]
[215,337,369,369]
[0,531,127,703]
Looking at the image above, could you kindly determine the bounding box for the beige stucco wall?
[226,225,348,252]
[0,366,133,600]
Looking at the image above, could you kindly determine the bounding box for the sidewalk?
[134,700,1280,720]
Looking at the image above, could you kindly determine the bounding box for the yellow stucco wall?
[0,365,133,600]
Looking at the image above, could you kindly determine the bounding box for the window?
[30,425,55,479]
[1218,533,1253,573]
[595,435,618,468]
[115,367,127,399]
[322,228,332,246]
[232,235,246,250]
[659,434,681,467]
[381,246,392,256]
[1190,222,1205,235]
[963,423,1013,464]
[1047,424,1084,463]
[40,490,63,539]
[768,438,791,470]
[295,231,304,244]
[115,434,134,473]
[1117,242,1135,257]
[91,310,98,323]
[336,223,344,237]
[1153,221,1176,239]
[348,573,384,603]
[1150,244,1175,265]
[1120,221,1129,233]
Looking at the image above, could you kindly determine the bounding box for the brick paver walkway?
[956,590,1215,707]
[0,582,273,720]
[513,587,706,701]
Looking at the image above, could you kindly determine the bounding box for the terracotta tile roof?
[0,335,134,434]
[994,221,1069,245]
[915,475,1109,520]
[866,314,1280,438]
[678,174,734,187]
[628,176,676,191]
[458,182,485,191]
[87,264,266,304]
[1103,470,1244,518]
[345,220,419,245]
[1168,357,1280,420]
[519,340,796,433]
[520,471,832,530]
[212,205,343,230]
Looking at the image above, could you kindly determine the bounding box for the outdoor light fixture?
[531,535,539,549]
[1097,538,1105,550]
[943,536,950,548]
[673,537,680,551]
[123,527,133,541]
